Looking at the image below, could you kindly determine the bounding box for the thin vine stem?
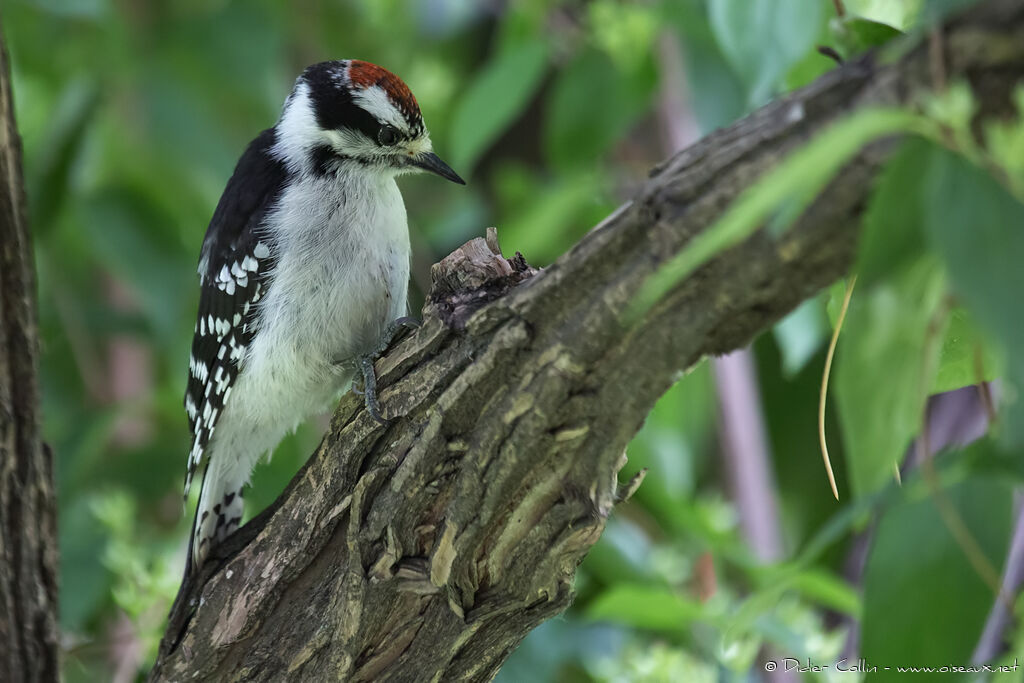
[818,275,857,500]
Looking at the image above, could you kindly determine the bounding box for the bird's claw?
[356,316,421,425]
[358,355,389,425]
[370,316,421,357]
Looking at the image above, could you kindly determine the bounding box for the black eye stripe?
[303,65,378,139]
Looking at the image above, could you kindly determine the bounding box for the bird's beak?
[408,152,465,185]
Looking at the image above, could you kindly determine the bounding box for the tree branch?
[151,2,1024,680]
[0,20,59,683]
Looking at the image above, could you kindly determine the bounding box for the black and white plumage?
[183,60,464,572]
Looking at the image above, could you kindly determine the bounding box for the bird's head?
[272,59,464,184]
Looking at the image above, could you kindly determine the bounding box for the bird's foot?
[371,316,421,357]
[353,316,421,425]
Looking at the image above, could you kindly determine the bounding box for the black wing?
[184,128,288,496]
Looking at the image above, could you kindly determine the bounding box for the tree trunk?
[143,0,1021,679]
[0,21,60,683]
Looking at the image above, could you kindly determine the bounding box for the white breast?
[231,167,410,428]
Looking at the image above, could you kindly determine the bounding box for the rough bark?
[150,2,1024,680]
[0,22,60,683]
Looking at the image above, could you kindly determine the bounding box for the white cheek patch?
[272,82,330,170]
[405,136,433,157]
[352,85,408,133]
[326,128,382,160]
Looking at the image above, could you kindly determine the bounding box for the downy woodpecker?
[183,60,464,572]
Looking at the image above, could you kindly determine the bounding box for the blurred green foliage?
[6,0,1023,679]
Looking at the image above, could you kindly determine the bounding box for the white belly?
[209,171,409,463]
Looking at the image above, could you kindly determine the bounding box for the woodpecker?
[182,60,464,572]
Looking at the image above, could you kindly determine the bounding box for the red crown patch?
[347,60,420,122]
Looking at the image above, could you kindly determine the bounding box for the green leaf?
[934,307,1003,393]
[922,146,1024,446]
[834,17,904,57]
[856,138,932,288]
[496,621,606,683]
[788,569,861,616]
[26,78,100,237]
[27,0,109,19]
[834,257,947,497]
[587,584,712,632]
[544,49,655,171]
[448,39,549,173]
[772,297,827,377]
[495,167,609,264]
[582,518,657,587]
[783,44,834,94]
[845,0,923,30]
[59,497,112,631]
[861,473,1012,679]
[857,139,1004,395]
[708,0,825,107]
[984,86,1024,194]
[665,1,747,132]
[736,565,861,624]
[628,360,715,518]
[629,108,921,320]
[587,0,658,72]
[921,82,979,156]
[79,189,194,338]
[825,279,849,328]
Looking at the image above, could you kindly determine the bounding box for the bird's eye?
[377,125,399,146]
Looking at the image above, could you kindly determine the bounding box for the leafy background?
[5,0,1023,680]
